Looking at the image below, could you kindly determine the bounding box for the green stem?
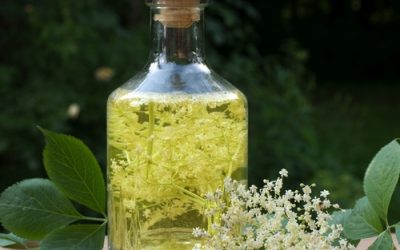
[81,216,108,222]
[172,183,206,205]
[385,219,390,228]
[384,222,396,250]
[146,101,155,180]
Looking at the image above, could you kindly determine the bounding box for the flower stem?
[146,101,155,180]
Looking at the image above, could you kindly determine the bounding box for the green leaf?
[0,233,28,249]
[368,230,393,250]
[344,197,383,240]
[40,223,105,250]
[330,209,363,244]
[396,225,400,247]
[0,239,14,247]
[39,128,106,215]
[329,209,361,246]
[364,139,400,220]
[330,209,352,227]
[0,179,82,240]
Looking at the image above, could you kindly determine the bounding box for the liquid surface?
[107,89,247,250]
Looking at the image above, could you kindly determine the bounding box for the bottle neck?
[149,7,205,65]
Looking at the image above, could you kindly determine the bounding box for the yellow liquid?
[107,89,247,250]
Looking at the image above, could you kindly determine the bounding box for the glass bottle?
[107,0,248,249]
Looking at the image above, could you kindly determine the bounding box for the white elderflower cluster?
[193,169,354,250]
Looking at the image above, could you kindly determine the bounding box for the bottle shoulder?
[107,63,248,119]
[108,62,243,99]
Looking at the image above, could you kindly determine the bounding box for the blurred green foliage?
[1,0,399,224]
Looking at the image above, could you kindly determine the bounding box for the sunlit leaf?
[364,139,400,220]
[39,128,106,215]
[40,223,105,250]
[344,197,383,240]
[0,179,82,240]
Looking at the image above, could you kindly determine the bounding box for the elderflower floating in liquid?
[107,89,247,250]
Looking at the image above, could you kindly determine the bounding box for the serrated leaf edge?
[39,127,105,215]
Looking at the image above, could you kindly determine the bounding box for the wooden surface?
[0,236,398,249]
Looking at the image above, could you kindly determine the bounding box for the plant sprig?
[0,128,107,249]
[344,139,400,249]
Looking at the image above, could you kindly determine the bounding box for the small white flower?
[322,199,331,208]
[205,192,214,201]
[294,193,302,202]
[285,190,294,199]
[302,185,312,195]
[192,227,209,238]
[279,168,289,177]
[320,190,330,198]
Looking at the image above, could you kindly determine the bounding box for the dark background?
[1,0,400,223]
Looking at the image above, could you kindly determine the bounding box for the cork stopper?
[147,0,207,28]
[148,0,202,7]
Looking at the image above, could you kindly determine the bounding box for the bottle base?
[109,227,199,250]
